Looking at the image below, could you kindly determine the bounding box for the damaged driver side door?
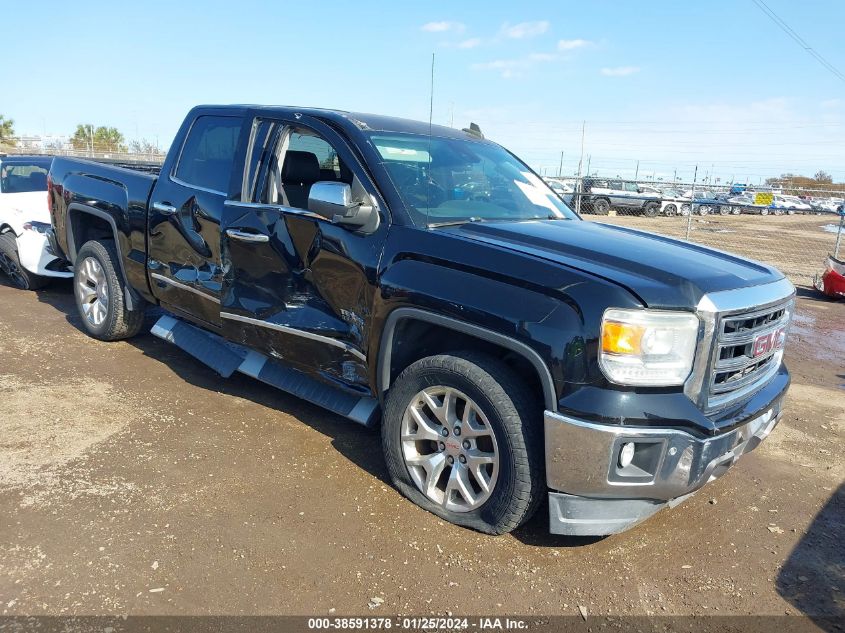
[219,113,388,392]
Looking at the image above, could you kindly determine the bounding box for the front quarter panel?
[371,225,642,402]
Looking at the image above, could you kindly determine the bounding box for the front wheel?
[0,232,49,290]
[73,240,145,341]
[382,352,543,535]
[643,202,659,218]
[697,205,711,216]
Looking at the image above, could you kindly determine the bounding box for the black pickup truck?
[47,105,794,536]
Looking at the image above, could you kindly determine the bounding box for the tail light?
[826,256,845,277]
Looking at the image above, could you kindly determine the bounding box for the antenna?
[426,52,435,227]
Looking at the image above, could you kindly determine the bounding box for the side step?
[150,315,379,427]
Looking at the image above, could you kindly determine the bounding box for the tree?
[71,124,127,153]
[129,139,159,154]
[71,124,94,151]
[814,170,833,184]
[0,115,16,146]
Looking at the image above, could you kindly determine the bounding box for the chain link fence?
[547,177,844,287]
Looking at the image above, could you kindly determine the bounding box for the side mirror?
[308,181,376,229]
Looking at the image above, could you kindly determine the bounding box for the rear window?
[0,162,49,193]
[174,115,242,193]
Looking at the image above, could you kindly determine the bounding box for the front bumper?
[544,398,783,536]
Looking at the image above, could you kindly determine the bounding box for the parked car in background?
[544,179,574,206]
[0,155,72,289]
[658,188,691,216]
[770,195,810,215]
[681,190,723,216]
[582,178,661,216]
[729,194,771,216]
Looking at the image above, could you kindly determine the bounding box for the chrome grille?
[707,300,792,409]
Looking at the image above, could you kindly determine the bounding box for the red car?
[814,255,845,299]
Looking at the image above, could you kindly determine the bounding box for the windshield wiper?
[427,216,483,228]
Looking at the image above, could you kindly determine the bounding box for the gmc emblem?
[752,327,785,358]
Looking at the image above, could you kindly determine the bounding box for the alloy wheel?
[400,386,499,512]
[76,257,110,326]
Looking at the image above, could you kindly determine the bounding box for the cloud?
[500,21,549,39]
[421,21,464,33]
[457,37,482,49]
[600,66,641,77]
[472,52,557,79]
[558,38,591,51]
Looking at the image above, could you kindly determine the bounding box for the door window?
[174,115,242,194]
[259,126,356,210]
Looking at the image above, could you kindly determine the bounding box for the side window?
[262,126,357,210]
[625,182,639,192]
[609,180,623,190]
[174,115,242,193]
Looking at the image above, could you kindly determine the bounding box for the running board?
[150,315,379,427]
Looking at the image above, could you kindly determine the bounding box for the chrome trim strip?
[169,175,228,197]
[149,272,221,304]
[220,312,366,362]
[223,199,326,221]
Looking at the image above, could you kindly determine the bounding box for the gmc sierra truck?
[47,105,794,536]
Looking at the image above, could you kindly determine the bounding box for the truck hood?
[443,219,783,308]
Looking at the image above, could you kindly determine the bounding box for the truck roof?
[201,105,487,142]
[0,155,54,165]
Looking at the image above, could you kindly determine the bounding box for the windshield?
[0,162,50,193]
[369,133,577,225]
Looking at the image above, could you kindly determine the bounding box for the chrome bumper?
[545,403,782,535]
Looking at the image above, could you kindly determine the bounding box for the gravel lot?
[0,275,842,622]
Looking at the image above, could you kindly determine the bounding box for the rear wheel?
[382,352,543,535]
[664,203,678,216]
[593,198,611,215]
[760,208,769,216]
[643,202,659,218]
[0,232,49,290]
[73,240,145,341]
[773,208,784,216]
[697,205,711,216]
[719,205,730,216]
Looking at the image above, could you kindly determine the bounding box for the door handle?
[226,229,269,243]
[152,201,177,215]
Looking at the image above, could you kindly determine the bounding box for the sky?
[4,0,845,184]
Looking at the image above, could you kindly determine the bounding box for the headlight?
[600,308,699,386]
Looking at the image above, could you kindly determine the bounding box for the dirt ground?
[0,276,842,622]
[584,213,843,287]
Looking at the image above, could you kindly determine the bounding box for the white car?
[770,195,810,215]
[658,188,691,216]
[0,155,72,289]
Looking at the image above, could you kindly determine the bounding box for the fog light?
[619,442,636,468]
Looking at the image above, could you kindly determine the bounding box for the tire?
[731,206,741,215]
[719,205,730,216]
[664,203,677,216]
[382,351,543,535]
[643,202,659,218]
[73,240,145,341]
[0,232,49,290]
[680,204,691,216]
[760,208,769,216]
[593,198,611,215]
[773,208,784,216]
[697,205,710,216]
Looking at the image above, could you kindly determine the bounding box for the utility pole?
[575,121,585,214]
[634,160,639,181]
[558,151,564,178]
[585,155,591,177]
[686,165,698,241]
